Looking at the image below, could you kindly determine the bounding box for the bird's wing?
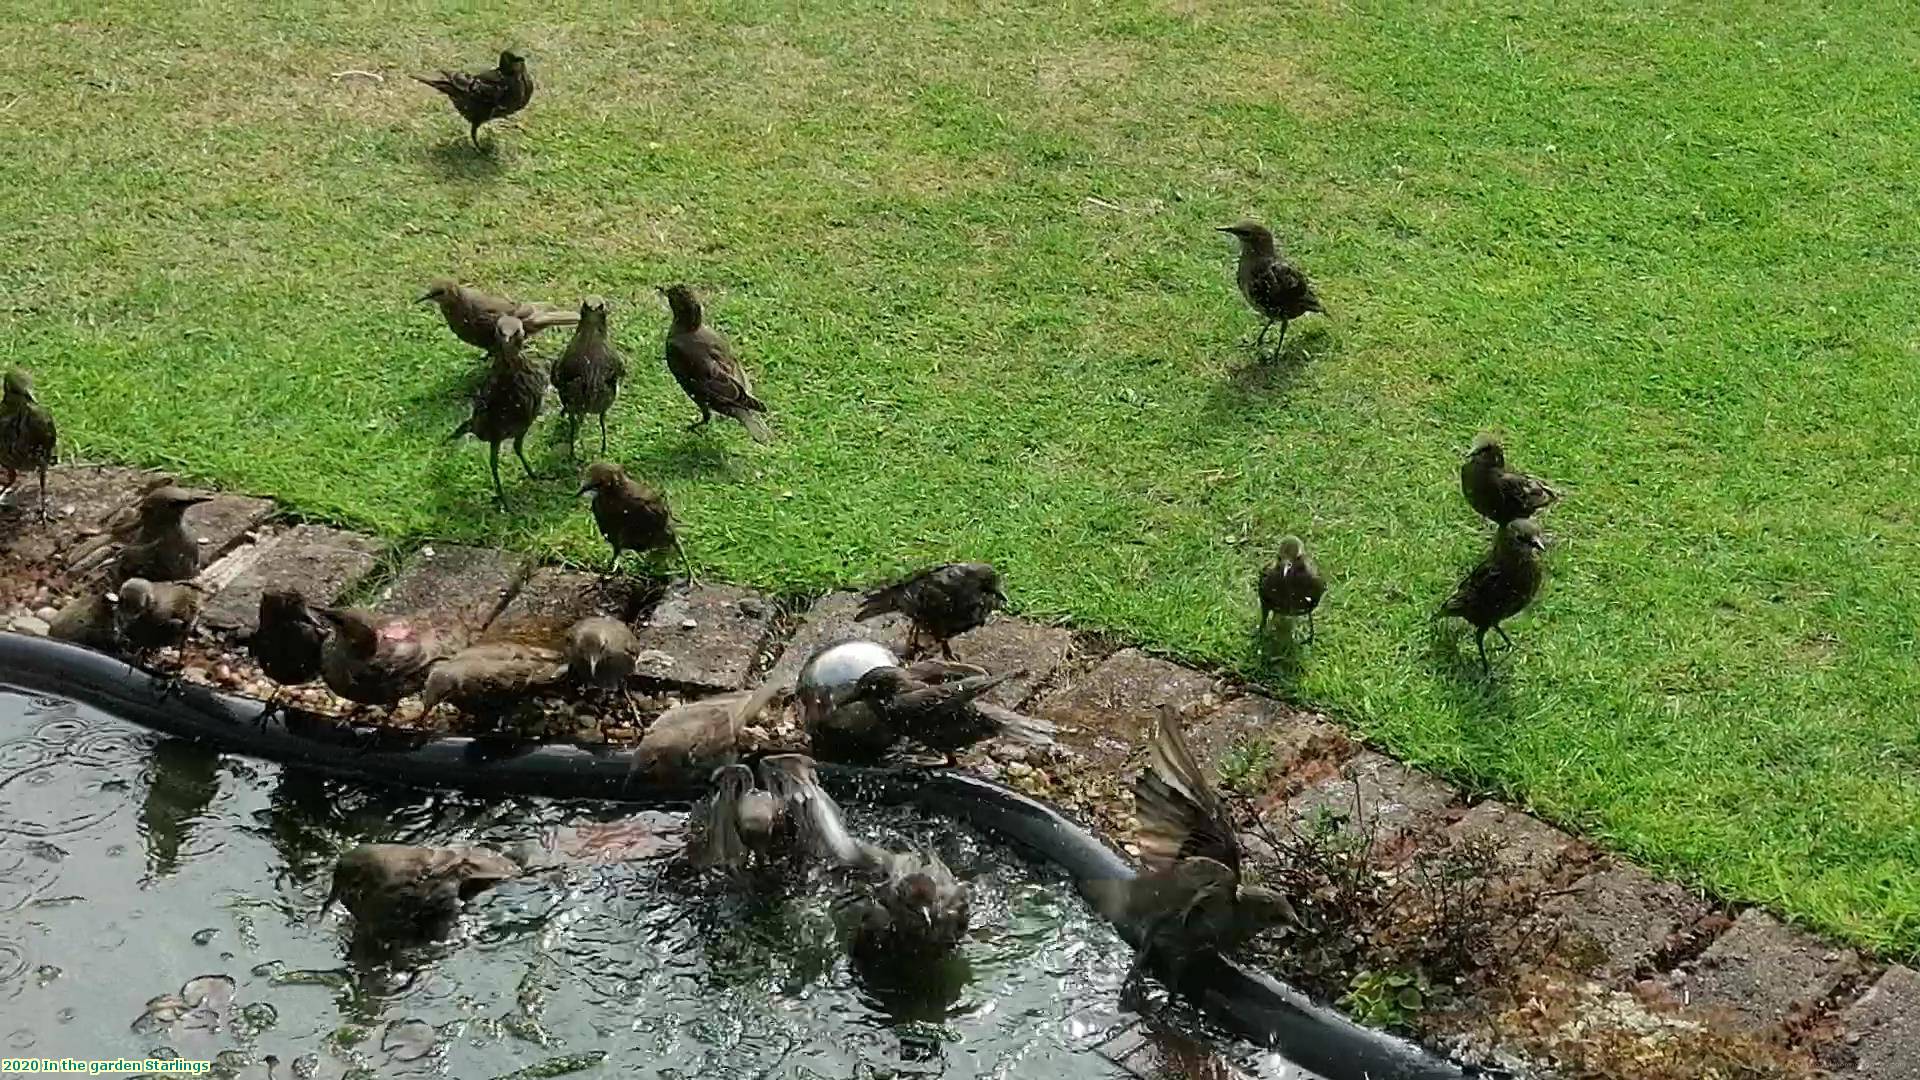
[1134,710,1241,878]
[1498,470,1560,508]
[1442,558,1501,615]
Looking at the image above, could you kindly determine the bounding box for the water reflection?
[0,688,1294,1078]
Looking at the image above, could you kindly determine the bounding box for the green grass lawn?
[7,0,1920,955]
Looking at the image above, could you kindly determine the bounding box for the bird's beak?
[586,656,600,680]
[1216,226,1236,234]
[575,482,594,496]
[182,495,215,507]
[416,291,436,303]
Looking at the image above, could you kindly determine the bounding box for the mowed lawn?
[6,0,1920,953]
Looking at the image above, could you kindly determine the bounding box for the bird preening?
[413,50,533,150]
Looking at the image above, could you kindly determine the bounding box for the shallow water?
[0,688,1313,1079]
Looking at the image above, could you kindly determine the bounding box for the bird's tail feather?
[448,419,473,442]
[412,73,457,95]
[522,309,581,333]
[855,584,904,622]
[738,411,773,444]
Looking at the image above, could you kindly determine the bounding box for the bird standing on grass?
[551,298,626,458]
[1440,516,1548,671]
[857,562,1006,659]
[0,369,57,523]
[313,608,443,708]
[660,285,772,443]
[412,50,533,150]
[1094,707,1297,998]
[1460,434,1561,525]
[418,280,580,352]
[451,316,546,507]
[1217,220,1324,358]
[1258,536,1325,643]
[577,460,689,578]
[250,589,328,716]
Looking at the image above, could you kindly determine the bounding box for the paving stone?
[182,493,275,562]
[1684,908,1860,1033]
[630,583,776,691]
[494,567,635,628]
[0,465,158,563]
[201,525,381,634]
[940,616,1073,706]
[1446,800,1580,879]
[1839,964,1920,1079]
[1286,750,1456,838]
[762,590,912,692]
[1544,862,1710,983]
[1185,693,1346,784]
[378,543,528,637]
[1036,647,1224,772]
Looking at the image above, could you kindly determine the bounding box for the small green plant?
[1217,739,1275,794]
[1338,969,1427,1031]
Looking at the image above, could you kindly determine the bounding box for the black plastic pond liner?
[0,632,1476,1080]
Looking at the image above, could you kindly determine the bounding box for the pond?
[0,687,1313,1079]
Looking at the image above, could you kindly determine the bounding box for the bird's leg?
[623,688,642,727]
[939,637,958,661]
[1258,607,1269,635]
[488,442,507,507]
[512,434,540,481]
[1494,625,1516,650]
[36,465,49,525]
[1253,319,1273,355]
[1304,610,1316,645]
[606,546,624,577]
[672,535,697,584]
[566,415,580,462]
[469,123,482,151]
[687,406,712,433]
[255,689,282,729]
[1475,627,1491,672]
[1270,319,1291,359]
[598,413,609,455]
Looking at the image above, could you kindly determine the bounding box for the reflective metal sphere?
[796,639,900,727]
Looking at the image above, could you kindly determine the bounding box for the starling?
[250,589,328,713]
[451,316,546,506]
[411,50,533,150]
[312,608,444,708]
[69,486,211,585]
[1440,516,1548,670]
[659,285,771,443]
[849,665,1051,764]
[418,280,580,352]
[551,298,626,458]
[577,460,688,577]
[322,843,520,939]
[0,369,57,523]
[1093,707,1297,995]
[1217,220,1324,358]
[112,577,203,656]
[758,753,870,868]
[419,642,568,724]
[1258,535,1325,642]
[1460,434,1561,525]
[627,681,783,781]
[565,616,639,686]
[857,562,1006,659]
[834,846,971,957]
[48,591,118,651]
[687,763,782,872]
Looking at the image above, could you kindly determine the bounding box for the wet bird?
[687,763,783,872]
[806,659,991,763]
[418,280,580,353]
[250,589,328,715]
[577,460,688,578]
[0,369,57,523]
[857,562,1007,659]
[1095,707,1297,996]
[759,753,869,867]
[322,843,520,939]
[451,316,546,506]
[1460,434,1561,525]
[1440,516,1548,671]
[659,285,771,443]
[1218,220,1324,358]
[1258,535,1325,643]
[834,846,971,958]
[628,681,783,782]
[419,642,568,726]
[71,486,211,585]
[412,50,533,150]
[849,665,1051,764]
[48,591,118,651]
[312,608,443,708]
[551,298,626,458]
[112,578,203,656]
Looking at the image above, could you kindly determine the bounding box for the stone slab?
[762,590,912,692]
[182,493,275,563]
[1839,964,1920,1079]
[0,465,159,563]
[1036,647,1224,772]
[1544,862,1710,983]
[494,567,634,629]
[938,615,1073,707]
[377,543,528,638]
[1683,908,1861,1033]
[1446,800,1580,879]
[630,583,776,691]
[1186,694,1346,789]
[1286,750,1456,838]
[201,525,382,634]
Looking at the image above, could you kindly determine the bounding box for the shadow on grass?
[421,136,505,182]
[1199,322,1335,420]
[1424,617,1522,721]
[623,433,740,482]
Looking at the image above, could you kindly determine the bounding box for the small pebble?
[33,606,58,623]
[679,618,698,630]
[11,615,49,637]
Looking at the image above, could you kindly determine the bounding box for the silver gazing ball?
[796,639,901,729]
